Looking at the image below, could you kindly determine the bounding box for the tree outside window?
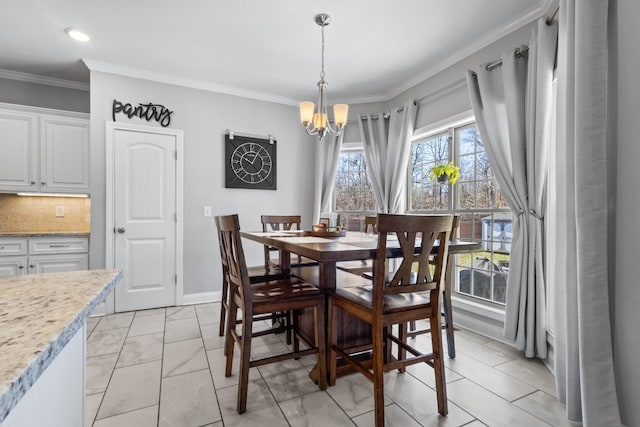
[333,150,376,230]
[410,122,511,305]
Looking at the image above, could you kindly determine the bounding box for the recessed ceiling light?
[65,27,91,42]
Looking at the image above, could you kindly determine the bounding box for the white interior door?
[109,124,182,312]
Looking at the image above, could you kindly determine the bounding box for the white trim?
[83,59,299,107]
[182,291,221,306]
[0,101,88,119]
[413,110,474,140]
[452,296,511,344]
[0,69,89,91]
[105,121,184,311]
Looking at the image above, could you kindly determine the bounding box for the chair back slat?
[260,215,302,267]
[216,214,253,308]
[374,214,453,305]
[364,215,378,233]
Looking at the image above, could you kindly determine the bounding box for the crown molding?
[381,3,546,101]
[0,69,89,91]
[82,59,300,107]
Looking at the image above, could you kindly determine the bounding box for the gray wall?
[89,71,316,295]
[0,77,89,112]
[614,0,640,425]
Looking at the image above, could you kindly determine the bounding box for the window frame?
[408,111,511,309]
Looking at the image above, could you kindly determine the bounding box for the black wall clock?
[225,134,277,190]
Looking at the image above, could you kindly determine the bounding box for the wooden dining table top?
[240,230,481,263]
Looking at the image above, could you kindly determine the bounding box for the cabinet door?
[0,256,27,277]
[41,116,90,193]
[29,254,88,274]
[0,110,38,192]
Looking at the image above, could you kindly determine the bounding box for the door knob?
[117,227,126,233]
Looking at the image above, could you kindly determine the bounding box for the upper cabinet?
[0,105,90,194]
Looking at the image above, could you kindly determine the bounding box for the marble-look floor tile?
[94,405,158,427]
[128,314,165,337]
[164,317,201,343]
[200,322,226,351]
[406,360,462,388]
[495,357,556,397]
[462,421,488,426]
[446,379,550,427]
[166,305,196,321]
[513,390,572,427]
[279,390,353,426]
[97,360,162,420]
[207,347,261,390]
[261,366,321,402]
[94,312,135,331]
[135,307,166,317]
[455,329,492,344]
[195,303,219,325]
[86,392,103,427]
[383,371,474,426]
[217,378,288,426]
[352,403,421,427]
[162,337,208,377]
[453,333,519,366]
[87,316,101,336]
[159,369,221,426]
[117,333,164,368]
[87,353,119,394]
[444,353,536,401]
[326,372,392,417]
[87,327,129,357]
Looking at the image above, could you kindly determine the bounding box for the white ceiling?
[0,0,550,105]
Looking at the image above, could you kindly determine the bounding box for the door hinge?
[175,150,178,159]
[175,274,178,284]
[174,212,177,222]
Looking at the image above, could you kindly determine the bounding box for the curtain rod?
[358,100,417,120]
[546,5,559,25]
[474,5,559,75]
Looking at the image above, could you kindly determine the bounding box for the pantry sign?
[112,99,174,127]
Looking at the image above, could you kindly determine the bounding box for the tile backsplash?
[0,194,91,233]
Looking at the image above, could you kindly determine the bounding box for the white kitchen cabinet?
[0,236,89,277]
[0,104,89,194]
[40,115,90,193]
[0,110,38,191]
[0,257,27,277]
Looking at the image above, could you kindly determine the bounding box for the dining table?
[240,229,481,378]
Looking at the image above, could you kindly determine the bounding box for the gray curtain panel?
[552,0,622,425]
[359,100,417,214]
[313,133,344,224]
[466,18,557,359]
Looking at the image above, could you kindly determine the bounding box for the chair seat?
[335,285,433,313]
[251,277,322,306]
[247,264,283,282]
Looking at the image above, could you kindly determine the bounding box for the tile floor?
[85,303,572,427]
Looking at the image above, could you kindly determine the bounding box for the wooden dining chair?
[218,214,327,414]
[215,216,284,337]
[328,214,453,426]
[336,215,378,275]
[407,215,460,358]
[261,215,304,268]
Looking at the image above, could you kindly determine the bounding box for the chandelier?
[299,13,349,140]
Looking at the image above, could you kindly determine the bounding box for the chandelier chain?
[320,24,326,80]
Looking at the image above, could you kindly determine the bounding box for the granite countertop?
[0,232,90,237]
[0,269,122,422]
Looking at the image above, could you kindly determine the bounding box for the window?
[333,149,376,230]
[410,122,511,305]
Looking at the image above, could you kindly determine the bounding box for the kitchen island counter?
[0,269,122,424]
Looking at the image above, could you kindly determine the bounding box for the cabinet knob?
[31,181,36,185]
[18,265,24,269]
[117,227,126,234]
[41,182,46,186]
[29,265,35,269]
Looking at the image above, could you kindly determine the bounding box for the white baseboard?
[181,291,221,305]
